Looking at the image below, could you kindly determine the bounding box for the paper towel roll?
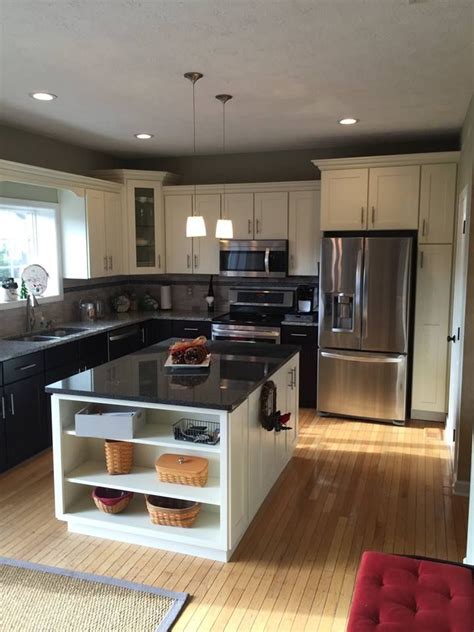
[160,285,172,310]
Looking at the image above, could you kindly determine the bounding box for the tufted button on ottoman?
[346,551,472,632]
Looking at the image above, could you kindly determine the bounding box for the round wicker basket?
[92,487,133,514]
[104,440,134,475]
[145,495,201,528]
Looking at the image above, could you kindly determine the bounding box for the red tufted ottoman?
[347,551,473,632]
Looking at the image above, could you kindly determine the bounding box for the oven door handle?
[264,248,270,275]
[212,330,280,340]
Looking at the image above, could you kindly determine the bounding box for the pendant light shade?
[186,215,207,237]
[215,218,233,239]
[215,94,233,239]
[184,72,206,238]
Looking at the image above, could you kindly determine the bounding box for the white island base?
[51,356,298,562]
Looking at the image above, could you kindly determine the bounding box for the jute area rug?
[0,556,188,631]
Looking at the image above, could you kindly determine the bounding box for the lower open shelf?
[64,493,222,548]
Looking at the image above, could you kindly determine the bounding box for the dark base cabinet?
[3,374,47,470]
[281,325,318,408]
[172,320,211,340]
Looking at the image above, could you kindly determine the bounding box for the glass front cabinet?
[127,180,165,274]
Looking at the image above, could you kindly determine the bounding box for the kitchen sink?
[6,327,88,342]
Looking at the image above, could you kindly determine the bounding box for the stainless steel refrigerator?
[318,236,413,423]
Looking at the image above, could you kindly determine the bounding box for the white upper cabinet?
[127,180,165,274]
[193,194,221,274]
[288,190,321,276]
[60,188,122,279]
[412,244,452,416]
[254,191,288,239]
[223,192,254,239]
[419,163,457,244]
[165,194,193,274]
[104,191,123,276]
[320,168,369,231]
[367,165,420,230]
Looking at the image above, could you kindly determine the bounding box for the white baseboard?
[410,409,446,423]
[453,479,470,497]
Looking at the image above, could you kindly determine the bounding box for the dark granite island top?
[45,339,299,411]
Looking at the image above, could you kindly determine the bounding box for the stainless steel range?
[211,286,294,344]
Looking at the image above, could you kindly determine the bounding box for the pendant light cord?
[192,80,196,214]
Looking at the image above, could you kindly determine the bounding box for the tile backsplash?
[0,274,318,337]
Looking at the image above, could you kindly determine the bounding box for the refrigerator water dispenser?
[333,294,354,331]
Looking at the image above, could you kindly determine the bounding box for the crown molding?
[313,151,460,171]
[94,169,180,185]
[163,180,321,194]
[0,159,122,193]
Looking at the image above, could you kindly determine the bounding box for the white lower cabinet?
[411,245,452,419]
[288,190,321,276]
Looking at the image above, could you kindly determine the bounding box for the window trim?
[0,196,63,311]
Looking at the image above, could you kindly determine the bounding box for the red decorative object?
[347,551,472,631]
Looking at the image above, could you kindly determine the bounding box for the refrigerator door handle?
[361,240,369,343]
[320,351,404,364]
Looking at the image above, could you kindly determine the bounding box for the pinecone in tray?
[169,336,209,365]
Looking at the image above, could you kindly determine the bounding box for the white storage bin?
[75,404,146,440]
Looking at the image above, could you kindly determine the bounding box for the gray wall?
[0,123,122,175]
[0,181,58,203]
[124,136,459,184]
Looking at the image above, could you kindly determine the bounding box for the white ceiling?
[0,0,472,157]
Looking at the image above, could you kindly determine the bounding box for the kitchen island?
[46,340,299,561]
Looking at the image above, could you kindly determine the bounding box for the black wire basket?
[173,418,220,445]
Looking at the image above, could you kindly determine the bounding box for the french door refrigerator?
[318,235,413,423]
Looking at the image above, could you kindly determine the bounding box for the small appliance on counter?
[95,299,106,319]
[79,299,97,322]
[296,285,317,314]
[160,285,172,310]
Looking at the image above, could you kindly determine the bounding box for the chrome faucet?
[25,293,39,333]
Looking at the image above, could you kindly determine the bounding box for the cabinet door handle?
[292,367,297,388]
[256,218,261,234]
[109,255,113,270]
[104,256,108,271]
[1,396,5,420]
[184,327,199,332]
[290,254,295,270]
[194,254,198,269]
[187,255,191,269]
[17,363,37,372]
[248,219,252,235]
[290,333,307,337]
[422,219,426,237]
[10,394,15,416]
[361,207,364,226]
[141,328,145,344]
[371,206,375,225]
[420,250,424,268]
[288,370,293,388]
[158,254,161,269]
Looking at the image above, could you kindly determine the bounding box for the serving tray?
[164,354,211,370]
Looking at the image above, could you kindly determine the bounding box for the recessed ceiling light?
[134,133,154,140]
[30,92,57,101]
[338,117,359,125]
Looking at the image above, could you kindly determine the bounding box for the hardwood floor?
[0,410,468,631]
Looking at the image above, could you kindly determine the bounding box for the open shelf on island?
[66,461,221,505]
[63,422,221,453]
[65,494,222,547]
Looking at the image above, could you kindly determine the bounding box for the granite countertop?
[45,340,299,411]
[0,309,218,363]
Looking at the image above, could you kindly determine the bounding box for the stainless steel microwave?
[219,240,288,278]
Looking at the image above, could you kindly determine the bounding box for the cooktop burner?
[212,312,283,327]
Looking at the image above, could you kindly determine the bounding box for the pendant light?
[184,72,206,238]
[215,94,234,239]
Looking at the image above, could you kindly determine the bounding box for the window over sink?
[0,198,62,308]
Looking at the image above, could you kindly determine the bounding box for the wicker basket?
[145,495,201,527]
[155,454,208,487]
[92,487,133,514]
[104,440,134,475]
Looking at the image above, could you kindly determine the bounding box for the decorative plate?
[21,264,49,296]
